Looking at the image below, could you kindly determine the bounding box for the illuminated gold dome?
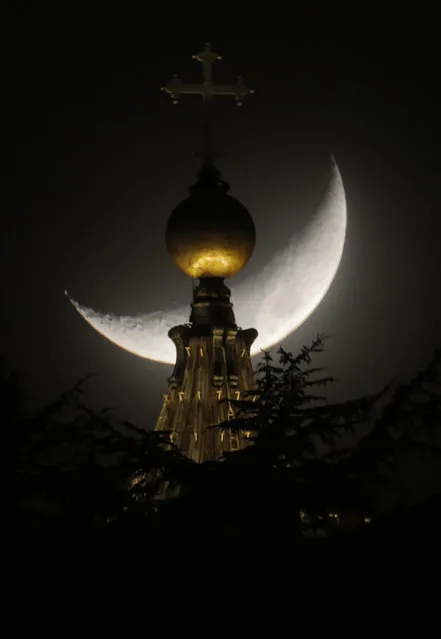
[166,164,255,279]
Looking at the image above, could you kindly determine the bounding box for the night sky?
[9,18,441,429]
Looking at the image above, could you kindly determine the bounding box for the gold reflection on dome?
[165,191,256,279]
[169,241,254,279]
[186,248,248,279]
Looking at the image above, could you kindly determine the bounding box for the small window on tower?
[185,346,191,356]
[178,391,184,402]
[230,434,240,451]
[200,347,204,357]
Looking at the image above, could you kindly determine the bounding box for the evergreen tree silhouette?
[1,341,440,540]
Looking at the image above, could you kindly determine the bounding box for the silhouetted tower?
[155,44,257,462]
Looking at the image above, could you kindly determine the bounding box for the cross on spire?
[160,43,254,162]
[160,42,254,106]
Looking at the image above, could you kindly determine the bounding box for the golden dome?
[166,165,255,279]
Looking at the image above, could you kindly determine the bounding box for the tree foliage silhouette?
[177,335,441,536]
[1,339,440,539]
[0,364,183,532]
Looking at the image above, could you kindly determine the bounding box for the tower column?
[155,278,257,462]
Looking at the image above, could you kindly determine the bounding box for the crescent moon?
[67,157,347,365]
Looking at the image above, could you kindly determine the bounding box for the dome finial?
[166,181,255,280]
[188,161,230,196]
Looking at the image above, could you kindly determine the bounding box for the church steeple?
[155,44,257,464]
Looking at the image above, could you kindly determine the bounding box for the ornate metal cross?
[160,43,254,162]
[160,42,255,107]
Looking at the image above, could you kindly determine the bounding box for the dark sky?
[8,18,441,428]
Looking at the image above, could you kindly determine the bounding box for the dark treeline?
[2,336,441,543]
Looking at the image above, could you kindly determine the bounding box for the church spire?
[155,42,258,469]
[160,42,255,164]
